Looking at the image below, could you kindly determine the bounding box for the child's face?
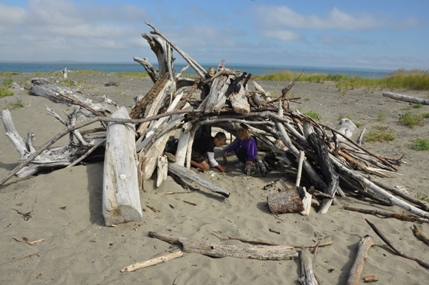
[239,135,246,141]
[214,138,226,147]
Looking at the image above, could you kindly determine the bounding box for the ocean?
[0,62,393,78]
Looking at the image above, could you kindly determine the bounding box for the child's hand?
[222,151,228,157]
[217,164,226,172]
[245,160,252,165]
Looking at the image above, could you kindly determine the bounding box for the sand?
[1,71,429,284]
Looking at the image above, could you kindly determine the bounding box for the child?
[222,128,257,166]
[191,132,227,172]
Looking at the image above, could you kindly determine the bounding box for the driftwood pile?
[1,22,429,282]
[1,22,429,220]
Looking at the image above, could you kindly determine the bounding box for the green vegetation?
[4,97,24,110]
[413,103,423,109]
[377,113,387,121]
[365,127,395,142]
[398,111,425,128]
[415,193,429,203]
[253,68,429,92]
[409,138,429,151]
[0,72,21,77]
[0,87,14,98]
[2,79,13,88]
[304,111,321,120]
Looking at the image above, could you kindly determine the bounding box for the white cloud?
[0,3,27,24]
[318,34,372,46]
[261,30,303,42]
[255,5,418,31]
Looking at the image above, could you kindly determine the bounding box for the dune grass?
[253,68,429,92]
[410,138,429,151]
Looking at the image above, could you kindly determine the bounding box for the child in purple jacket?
[223,128,257,166]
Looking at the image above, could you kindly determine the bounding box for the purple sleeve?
[247,137,258,161]
[225,138,240,153]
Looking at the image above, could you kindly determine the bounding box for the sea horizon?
[0,61,395,78]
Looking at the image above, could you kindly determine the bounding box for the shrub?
[399,111,424,128]
[0,87,14,98]
[304,111,321,120]
[365,130,395,142]
[2,79,13,88]
[4,97,24,110]
[409,138,429,151]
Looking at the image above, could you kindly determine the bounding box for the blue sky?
[0,0,428,70]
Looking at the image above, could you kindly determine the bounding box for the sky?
[0,0,428,70]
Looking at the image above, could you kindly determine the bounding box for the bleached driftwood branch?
[149,231,298,260]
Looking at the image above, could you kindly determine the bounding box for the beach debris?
[412,224,429,245]
[298,248,319,285]
[13,236,44,246]
[12,209,32,221]
[62,67,67,79]
[365,219,429,269]
[363,275,378,283]
[383,91,429,105]
[346,235,374,285]
[120,250,183,272]
[148,231,298,260]
[104,81,118,87]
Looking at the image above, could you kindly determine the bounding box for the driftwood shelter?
[1,23,429,281]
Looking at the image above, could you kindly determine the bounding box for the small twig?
[269,228,280,234]
[12,209,32,221]
[13,237,44,246]
[365,219,429,269]
[183,200,197,206]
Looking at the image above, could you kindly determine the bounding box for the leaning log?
[307,132,339,214]
[148,232,298,260]
[103,107,142,226]
[346,235,374,285]
[383,92,429,105]
[168,163,230,197]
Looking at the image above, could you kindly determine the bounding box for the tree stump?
[267,186,305,214]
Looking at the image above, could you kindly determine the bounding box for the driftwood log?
[103,107,142,226]
[346,235,374,285]
[149,231,298,260]
[168,163,230,198]
[298,249,319,285]
[383,92,429,105]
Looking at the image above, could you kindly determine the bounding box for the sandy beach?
[1,71,429,284]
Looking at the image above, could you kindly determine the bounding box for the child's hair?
[214,132,227,141]
[237,128,251,140]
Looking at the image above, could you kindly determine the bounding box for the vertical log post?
[103,107,142,226]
